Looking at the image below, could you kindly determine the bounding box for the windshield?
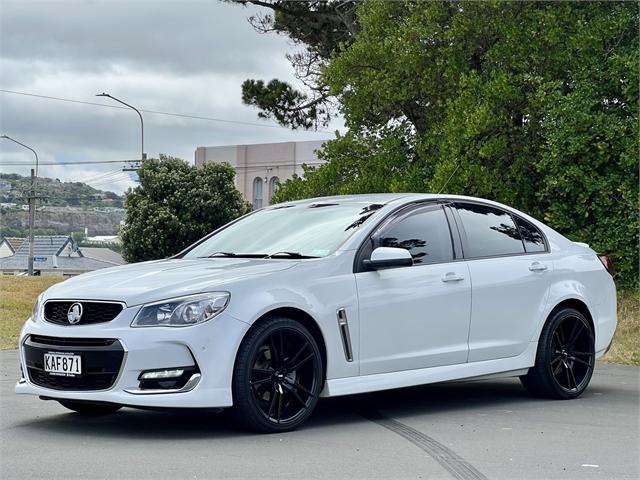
[183,203,383,259]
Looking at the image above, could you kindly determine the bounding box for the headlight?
[31,294,43,322]
[131,292,230,327]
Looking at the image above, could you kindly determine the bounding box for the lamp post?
[96,93,146,169]
[0,135,39,276]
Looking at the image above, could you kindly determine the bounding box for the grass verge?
[601,289,639,366]
[0,276,637,365]
[0,276,64,349]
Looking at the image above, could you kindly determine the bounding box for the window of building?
[252,177,263,210]
[269,176,280,200]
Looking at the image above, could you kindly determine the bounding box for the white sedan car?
[16,194,617,432]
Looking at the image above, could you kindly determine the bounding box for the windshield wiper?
[265,251,320,259]
[203,252,268,258]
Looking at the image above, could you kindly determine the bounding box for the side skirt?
[321,341,537,398]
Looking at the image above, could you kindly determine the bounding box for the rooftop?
[2,237,25,252]
[80,247,125,266]
[13,235,75,257]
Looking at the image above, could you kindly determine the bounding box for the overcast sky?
[0,0,338,193]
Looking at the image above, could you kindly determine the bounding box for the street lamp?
[96,93,146,164]
[0,135,39,276]
[1,134,39,177]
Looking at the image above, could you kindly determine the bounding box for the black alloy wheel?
[233,317,323,432]
[521,307,595,399]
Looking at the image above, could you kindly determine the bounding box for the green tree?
[267,1,639,285]
[227,0,360,128]
[120,155,250,263]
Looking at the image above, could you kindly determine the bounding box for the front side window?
[515,216,546,253]
[183,203,382,259]
[454,203,525,258]
[378,206,453,265]
[252,177,263,210]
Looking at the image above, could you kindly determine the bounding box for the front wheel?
[521,307,595,399]
[232,317,324,432]
[58,400,123,415]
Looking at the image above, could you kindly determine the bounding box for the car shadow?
[11,377,555,439]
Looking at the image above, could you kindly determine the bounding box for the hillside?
[0,173,125,237]
[0,173,124,208]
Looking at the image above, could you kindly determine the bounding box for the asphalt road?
[1,350,638,480]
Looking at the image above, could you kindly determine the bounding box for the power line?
[0,89,333,132]
[0,159,138,166]
[76,170,132,184]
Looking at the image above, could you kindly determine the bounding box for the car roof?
[273,193,527,208]
[277,193,433,206]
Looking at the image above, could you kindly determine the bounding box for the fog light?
[140,369,184,380]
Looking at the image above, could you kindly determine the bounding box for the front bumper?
[15,307,250,408]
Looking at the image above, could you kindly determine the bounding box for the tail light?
[597,254,614,275]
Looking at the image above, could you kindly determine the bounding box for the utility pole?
[27,168,36,276]
[1,135,39,276]
[96,93,146,171]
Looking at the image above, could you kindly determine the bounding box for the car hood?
[43,258,298,306]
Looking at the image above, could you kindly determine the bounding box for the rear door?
[452,202,552,362]
[356,203,472,375]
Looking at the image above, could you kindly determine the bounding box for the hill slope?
[0,173,125,237]
[0,173,124,208]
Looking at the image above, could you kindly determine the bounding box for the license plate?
[44,352,82,376]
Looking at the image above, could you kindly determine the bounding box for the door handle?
[441,272,464,282]
[529,262,548,272]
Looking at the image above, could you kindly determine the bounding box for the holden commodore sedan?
[16,194,617,432]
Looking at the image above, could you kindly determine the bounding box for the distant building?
[195,140,328,209]
[0,235,126,277]
[86,235,121,244]
[0,237,24,258]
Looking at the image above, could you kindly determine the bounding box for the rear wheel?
[521,307,595,399]
[58,401,122,415]
[232,317,323,432]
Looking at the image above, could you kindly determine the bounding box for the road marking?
[360,410,488,480]
[581,464,600,468]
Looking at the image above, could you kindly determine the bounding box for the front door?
[355,204,472,375]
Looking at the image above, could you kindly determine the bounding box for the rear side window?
[378,206,453,265]
[514,216,546,253]
[454,203,525,258]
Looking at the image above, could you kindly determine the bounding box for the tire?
[232,316,324,433]
[58,400,123,415]
[520,307,595,399]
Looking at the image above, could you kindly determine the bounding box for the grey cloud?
[0,0,293,76]
[0,0,339,194]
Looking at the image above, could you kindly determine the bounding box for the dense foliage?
[259,1,639,286]
[121,156,250,263]
[228,0,359,128]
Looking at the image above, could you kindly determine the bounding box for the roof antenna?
[437,162,461,194]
